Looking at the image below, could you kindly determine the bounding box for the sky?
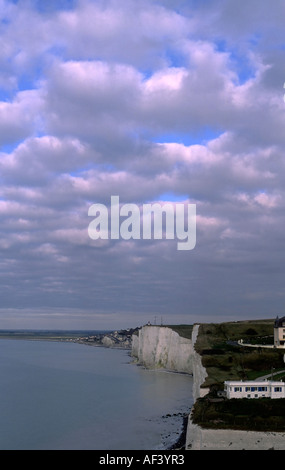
[1,0,285,330]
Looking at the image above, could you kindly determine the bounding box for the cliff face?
[131,325,208,396]
[132,325,194,374]
[190,325,209,401]
[131,324,212,450]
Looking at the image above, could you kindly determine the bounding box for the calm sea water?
[0,339,193,450]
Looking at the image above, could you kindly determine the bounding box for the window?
[251,387,257,392]
[245,387,250,392]
[258,387,267,392]
[274,387,282,393]
[234,387,242,392]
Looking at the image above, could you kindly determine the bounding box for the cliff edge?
[131,324,208,396]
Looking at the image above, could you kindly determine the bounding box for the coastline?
[0,331,192,450]
[3,321,285,450]
[167,413,189,450]
[129,361,193,450]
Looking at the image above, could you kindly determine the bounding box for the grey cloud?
[0,0,285,328]
[0,135,91,186]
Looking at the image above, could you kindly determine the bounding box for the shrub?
[244,328,258,336]
[191,397,285,432]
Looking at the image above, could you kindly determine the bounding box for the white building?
[274,316,285,348]
[224,380,285,399]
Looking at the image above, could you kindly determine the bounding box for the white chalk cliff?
[132,325,193,374]
[131,324,208,397]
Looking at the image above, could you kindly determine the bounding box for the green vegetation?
[191,319,285,432]
[192,397,285,432]
[167,324,193,340]
[195,319,274,352]
[194,319,281,388]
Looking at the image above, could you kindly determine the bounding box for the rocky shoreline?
[167,413,189,450]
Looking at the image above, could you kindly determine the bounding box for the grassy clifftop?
[194,319,284,388]
[166,320,284,389]
[195,319,274,351]
[166,324,193,340]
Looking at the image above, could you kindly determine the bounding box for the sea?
[0,338,193,450]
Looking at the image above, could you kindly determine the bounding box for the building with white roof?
[224,380,285,399]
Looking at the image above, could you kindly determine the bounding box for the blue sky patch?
[215,38,258,84]
[152,128,222,146]
[158,192,189,202]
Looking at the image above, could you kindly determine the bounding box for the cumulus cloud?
[0,0,285,328]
